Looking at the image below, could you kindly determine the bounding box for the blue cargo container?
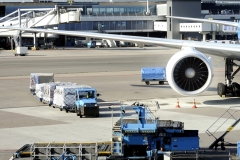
[141,67,167,85]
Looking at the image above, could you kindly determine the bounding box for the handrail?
[206,106,240,137]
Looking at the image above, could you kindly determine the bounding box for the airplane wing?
[166,16,238,27]
[0,26,239,97]
[1,26,240,60]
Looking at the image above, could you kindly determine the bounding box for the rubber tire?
[232,82,237,97]
[218,83,226,97]
[65,109,68,113]
[80,114,82,118]
[159,81,164,85]
[145,81,150,85]
[60,108,62,111]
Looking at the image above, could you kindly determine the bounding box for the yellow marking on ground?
[227,126,234,132]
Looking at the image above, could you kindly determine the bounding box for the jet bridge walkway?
[0,5,82,54]
[206,106,240,150]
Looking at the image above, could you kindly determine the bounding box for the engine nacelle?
[166,47,214,96]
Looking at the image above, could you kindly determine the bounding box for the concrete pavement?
[0,47,239,159]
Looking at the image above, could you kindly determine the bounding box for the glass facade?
[4,5,156,16]
[90,5,156,16]
[2,4,155,32]
[58,20,153,31]
[5,6,54,15]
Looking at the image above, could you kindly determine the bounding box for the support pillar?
[86,37,90,43]
[18,9,22,47]
[203,33,206,41]
[65,35,67,46]
[212,32,216,40]
[11,37,13,50]
[199,32,209,41]
[33,32,37,50]
[180,34,183,40]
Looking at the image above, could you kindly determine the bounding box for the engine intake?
[166,47,213,96]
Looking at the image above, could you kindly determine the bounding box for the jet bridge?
[0,5,82,55]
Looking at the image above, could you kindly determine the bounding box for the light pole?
[108,105,113,153]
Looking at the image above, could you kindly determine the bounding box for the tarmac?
[0,47,239,159]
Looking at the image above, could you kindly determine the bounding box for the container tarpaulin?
[42,82,76,103]
[53,86,79,108]
[35,83,45,98]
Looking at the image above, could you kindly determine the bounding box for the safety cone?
[192,99,197,108]
[175,98,180,108]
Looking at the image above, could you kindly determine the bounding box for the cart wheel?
[60,108,62,111]
[145,81,150,85]
[159,81,164,85]
[75,106,79,116]
[80,114,82,118]
[53,106,55,108]
[65,109,68,113]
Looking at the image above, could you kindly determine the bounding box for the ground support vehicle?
[87,41,105,49]
[108,103,199,159]
[141,67,167,85]
[51,85,98,115]
[11,103,237,160]
[74,86,99,118]
[29,73,54,94]
[87,41,96,48]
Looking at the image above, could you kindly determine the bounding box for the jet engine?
[166,47,214,96]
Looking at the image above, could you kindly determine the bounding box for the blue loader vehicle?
[74,87,100,118]
[141,67,167,85]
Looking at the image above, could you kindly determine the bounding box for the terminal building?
[0,0,239,49]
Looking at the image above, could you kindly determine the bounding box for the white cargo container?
[42,82,76,105]
[53,86,79,111]
[30,73,54,94]
[35,83,45,101]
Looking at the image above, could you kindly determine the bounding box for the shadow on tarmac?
[27,55,46,56]
[204,97,240,105]
[131,84,171,89]
[206,87,217,92]
[100,107,120,112]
